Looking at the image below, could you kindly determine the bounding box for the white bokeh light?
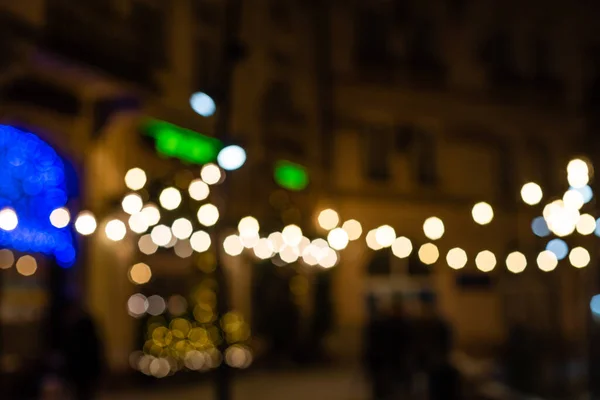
[327,228,349,250]
[342,219,362,241]
[366,229,383,250]
[471,202,494,225]
[105,219,126,241]
[375,225,396,248]
[0,208,18,231]
[159,187,182,211]
[125,168,147,191]
[223,235,244,256]
[217,145,246,171]
[49,207,70,229]
[238,217,260,236]
[75,211,97,235]
[537,250,558,272]
[423,217,445,240]
[189,179,210,201]
[190,92,216,117]
[392,237,412,258]
[317,209,340,231]
[128,213,149,234]
[141,204,161,226]
[569,247,590,268]
[418,243,439,265]
[476,250,496,272]
[151,224,172,247]
[282,225,303,247]
[520,182,543,205]
[122,193,144,215]
[197,204,219,227]
[446,248,467,270]
[190,231,211,253]
[506,251,527,274]
[201,164,222,185]
[172,218,193,240]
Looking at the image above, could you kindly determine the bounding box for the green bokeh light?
[274,160,309,191]
[144,120,223,164]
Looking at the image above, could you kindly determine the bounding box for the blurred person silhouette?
[387,297,415,398]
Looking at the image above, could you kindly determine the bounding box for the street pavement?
[101,368,369,400]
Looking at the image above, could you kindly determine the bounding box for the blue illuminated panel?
[0,125,76,267]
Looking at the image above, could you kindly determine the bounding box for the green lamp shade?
[274,160,309,191]
[143,119,223,164]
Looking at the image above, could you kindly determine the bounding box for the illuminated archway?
[0,125,76,267]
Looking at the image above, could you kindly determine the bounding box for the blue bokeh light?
[190,92,216,117]
[531,217,551,237]
[571,185,593,204]
[546,238,569,260]
[0,125,76,267]
[591,295,600,317]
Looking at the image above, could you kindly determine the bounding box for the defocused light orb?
[253,238,274,259]
[446,248,468,270]
[168,295,188,317]
[342,219,363,241]
[197,204,219,227]
[280,245,299,263]
[0,249,14,269]
[567,158,589,177]
[375,225,396,248]
[129,263,152,285]
[141,204,161,226]
[476,250,496,272]
[164,235,177,249]
[576,214,596,235]
[568,173,589,189]
[545,201,579,237]
[319,247,338,268]
[537,250,558,272]
[543,200,563,220]
[238,216,259,236]
[327,228,349,250]
[531,217,550,237]
[570,247,590,268]
[174,239,194,258]
[574,185,594,204]
[124,168,147,191]
[268,232,285,252]
[159,187,182,211]
[172,218,193,240]
[298,237,310,254]
[472,202,494,225]
[423,217,444,240]
[419,243,439,265]
[190,231,211,253]
[240,232,259,249]
[0,208,18,231]
[366,229,383,250]
[392,237,412,258]
[151,224,172,247]
[16,255,37,276]
[189,179,210,201]
[546,238,569,260]
[190,92,216,117]
[122,193,144,215]
[49,207,70,229]
[138,234,158,255]
[225,345,253,369]
[201,164,222,185]
[218,145,246,171]
[105,219,126,241]
[521,182,543,205]
[223,235,244,256]
[128,213,149,234]
[591,295,600,317]
[75,211,97,235]
[506,252,527,274]
[128,294,148,317]
[302,247,319,266]
[317,209,339,230]
[563,189,584,210]
[282,225,303,246]
[147,295,166,316]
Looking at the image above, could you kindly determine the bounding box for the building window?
[365,127,391,182]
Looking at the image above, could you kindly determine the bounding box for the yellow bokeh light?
[129,263,152,285]
[446,247,467,270]
[197,204,220,227]
[282,225,303,247]
[342,219,362,241]
[223,235,244,256]
[190,231,211,253]
[391,237,412,258]
[423,217,444,240]
[506,251,527,274]
[105,219,126,241]
[201,164,222,185]
[49,207,70,229]
[172,218,194,240]
[569,247,590,268]
[537,250,558,272]
[375,225,396,248]
[366,229,382,250]
[189,179,210,201]
[238,216,260,236]
[75,211,97,235]
[159,187,182,211]
[327,228,349,250]
[576,213,596,235]
[16,255,37,276]
[520,182,543,205]
[471,202,494,225]
[563,189,584,210]
[317,209,340,231]
[122,193,144,215]
[0,249,14,269]
[418,243,439,265]
[475,250,496,272]
[125,168,147,191]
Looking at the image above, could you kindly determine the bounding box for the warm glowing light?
[223,235,244,256]
[375,225,396,248]
[201,164,222,185]
[238,217,260,236]
[268,232,285,252]
[423,217,444,240]
[570,247,590,268]
[576,214,596,235]
[172,218,193,240]
[471,202,494,225]
[190,92,216,117]
[567,158,589,177]
[138,235,158,255]
[141,204,161,226]
[75,211,97,235]
[446,248,467,270]
[544,200,579,237]
[240,233,259,249]
[105,219,126,241]
[319,247,338,268]
[537,250,558,272]
[327,228,349,250]
[0,208,18,231]
[174,239,194,258]
[197,204,219,227]
[318,209,340,230]
[419,243,439,265]
[147,295,166,316]
[217,145,246,171]
[563,189,584,210]
[546,238,569,260]
[280,245,300,263]
[122,193,144,215]
[282,225,303,246]
[342,219,362,241]
[16,255,37,276]
[366,229,382,250]
[391,237,412,258]
[476,250,496,272]
[189,179,210,201]
[159,187,182,211]
[128,213,149,234]
[128,293,148,317]
[125,168,147,191]
[0,249,14,269]
[129,263,152,285]
[151,224,173,247]
[506,252,527,274]
[49,207,70,229]
[190,231,211,253]
[568,173,589,189]
[520,182,543,205]
[253,238,274,259]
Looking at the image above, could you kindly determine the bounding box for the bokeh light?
[327,228,349,250]
[172,218,193,240]
[189,179,210,201]
[391,237,412,258]
[569,247,590,268]
[201,164,222,185]
[75,211,97,235]
[476,250,496,272]
[366,229,382,250]
[282,225,302,247]
[471,202,494,225]
[138,234,158,255]
[576,214,596,235]
[423,217,444,240]
[105,219,126,241]
[573,185,593,204]
[190,231,211,253]
[174,239,194,258]
[531,217,550,237]
[122,193,144,215]
[446,247,467,270]
[240,233,259,249]
[0,208,18,231]
[563,189,584,210]
[546,238,569,260]
[141,204,161,227]
[521,182,543,205]
[217,145,246,171]
[168,295,188,316]
[319,247,338,268]
[342,219,362,241]
[0,249,14,269]
[280,245,299,263]
[225,345,253,369]
[238,216,259,236]
[537,250,558,272]
[125,168,147,191]
[128,293,148,317]
[317,209,339,230]
[128,213,149,234]
[268,232,285,252]
[223,235,244,256]
[418,243,439,265]
[147,295,166,316]
[129,263,152,285]
[197,204,219,227]
[506,252,527,274]
[16,255,37,276]
[151,224,172,247]
[567,158,590,189]
[159,187,182,211]
[591,295,600,317]
[544,200,579,237]
[190,92,216,117]
[49,207,70,229]
[375,225,396,248]
[253,238,274,259]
